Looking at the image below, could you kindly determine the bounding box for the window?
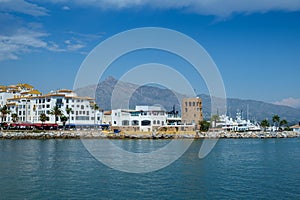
[141,120,151,126]
[153,120,156,125]
[193,102,195,106]
[189,102,191,106]
[132,120,139,125]
[157,120,160,124]
[185,108,188,112]
[114,121,116,125]
[81,105,84,109]
[122,120,129,126]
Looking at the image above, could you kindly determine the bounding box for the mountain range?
[76,76,300,124]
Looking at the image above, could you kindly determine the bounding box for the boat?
[217,112,261,132]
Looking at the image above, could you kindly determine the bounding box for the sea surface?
[1,138,300,199]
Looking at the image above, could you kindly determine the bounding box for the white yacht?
[217,112,261,132]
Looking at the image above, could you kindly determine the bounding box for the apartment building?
[1,84,102,126]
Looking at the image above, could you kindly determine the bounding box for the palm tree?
[65,107,72,128]
[260,119,270,131]
[211,114,220,128]
[11,113,18,123]
[49,105,62,124]
[280,119,288,131]
[60,115,68,130]
[92,103,99,128]
[39,113,49,129]
[0,105,11,123]
[272,115,280,131]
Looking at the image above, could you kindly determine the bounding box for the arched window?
[141,120,151,126]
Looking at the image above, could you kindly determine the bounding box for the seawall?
[0,130,300,139]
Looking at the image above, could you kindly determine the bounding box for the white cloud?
[273,98,300,108]
[0,0,48,16]
[62,6,70,10]
[0,28,48,60]
[64,39,86,51]
[45,0,300,17]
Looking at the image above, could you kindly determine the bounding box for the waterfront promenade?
[1,130,300,139]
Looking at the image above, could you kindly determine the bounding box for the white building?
[111,106,167,132]
[1,84,102,127]
[291,123,300,132]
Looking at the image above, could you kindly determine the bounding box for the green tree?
[92,103,99,128]
[49,105,62,124]
[272,115,280,130]
[211,114,220,128]
[279,119,288,130]
[60,115,68,130]
[260,119,270,131]
[65,107,72,127]
[0,105,11,123]
[39,113,49,129]
[199,120,210,132]
[11,113,18,123]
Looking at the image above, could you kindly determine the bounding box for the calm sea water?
[1,138,300,199]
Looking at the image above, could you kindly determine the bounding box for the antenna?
[247,104,249,120]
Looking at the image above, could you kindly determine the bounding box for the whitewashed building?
[1,84,102,127]
[111,106,167,132]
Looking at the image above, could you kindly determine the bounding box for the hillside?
[76,77,300,124]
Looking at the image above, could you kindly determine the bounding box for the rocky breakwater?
[200,131,300,139]
[0,130,106,139]
[1,130,300,139]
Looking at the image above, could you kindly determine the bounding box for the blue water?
[1,138,300,199]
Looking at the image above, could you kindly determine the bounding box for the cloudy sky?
[1,0,300,107]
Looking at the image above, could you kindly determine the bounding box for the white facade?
[3,87,102,126]
[111,106,167,132]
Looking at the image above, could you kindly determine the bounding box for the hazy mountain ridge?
[76,77,300,124]
[198,94,300,123]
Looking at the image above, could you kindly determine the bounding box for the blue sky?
[1,0,300,107]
